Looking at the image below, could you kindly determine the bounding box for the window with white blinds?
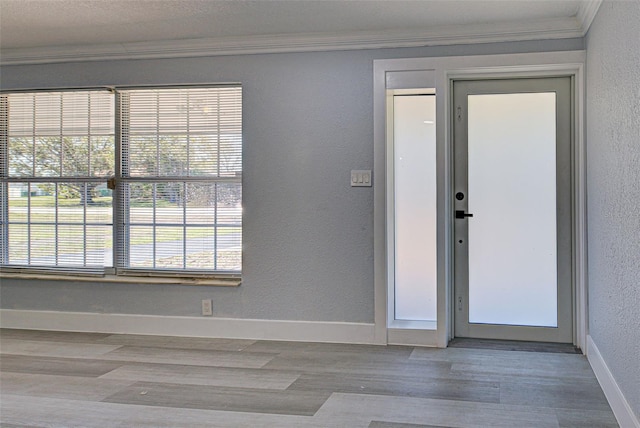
[117,87,242,274]
[0,85,242,276]
[1,91,115,273]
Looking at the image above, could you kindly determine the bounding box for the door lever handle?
[455,210,474,219]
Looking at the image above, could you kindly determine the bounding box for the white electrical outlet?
[201,299,213,316]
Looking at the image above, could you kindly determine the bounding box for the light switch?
[351,170,372,187]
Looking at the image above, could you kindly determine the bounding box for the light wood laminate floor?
[0,329,617,427]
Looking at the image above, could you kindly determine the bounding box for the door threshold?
[449,338,581,354]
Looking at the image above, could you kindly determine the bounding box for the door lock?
[455,210,474,219]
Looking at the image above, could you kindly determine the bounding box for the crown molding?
[0,16,585,66]
[577,0,604,35]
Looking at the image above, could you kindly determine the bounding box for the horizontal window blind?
[1,86,242,276]
[123,87,242,178]
[117,86,242,274]
[1,91,115,272]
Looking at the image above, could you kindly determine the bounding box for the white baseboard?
[387,328,438,347]
[0,309,376,345]
[587,335,640,428]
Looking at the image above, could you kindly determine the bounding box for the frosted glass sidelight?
[468,93,558,327]
[393,95,437,322]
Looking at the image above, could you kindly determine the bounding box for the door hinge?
[457,296,463,311]
[457,106,462,122]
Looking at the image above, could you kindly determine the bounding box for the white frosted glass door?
[453,78,573,343]
[393,94,437,322]
[467,93,557,327]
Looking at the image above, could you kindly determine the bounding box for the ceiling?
[0,0,600,65]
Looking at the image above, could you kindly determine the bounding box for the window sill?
[0,272,241,287]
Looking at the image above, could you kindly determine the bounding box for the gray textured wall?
[586,0,640,418]
[0,39,583,323]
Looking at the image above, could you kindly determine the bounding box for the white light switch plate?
[351,170,372,187]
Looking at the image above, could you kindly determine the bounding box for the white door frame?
[373,51,587,349]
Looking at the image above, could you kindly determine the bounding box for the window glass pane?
[217,227,242,271]
[86,225,113,267]
[185,183,216,225]
[158,90,188,134]
[158,137,188,176]
[128,136,191,177]
[7,95,35,137]
[34,93,61,136]
[216,183,242,223]
[8,224,29,264]
[9,137,34,177]
[156,183,184,224]
[61,92,90,135]
[88,93,115,136]
[62,137,89,176]
[34,137,61,177]
[128,95,158,134]
[123,180,243,272]
[393,94,437,323]
[6,91,115,180]
[128,182,154,207]
[90,137,115,177]
[468,93,557,327]
[58,225,86,266]
[5,181,112,270]
[219,136,242,177]
[188,135,219,177]
[182,183,242,224]
[124,87,241,178]
[7,183,32,222]
[129,226,155,268]
[128,136,158,176]
[185,226,215,269]
[31,187,56,223]
[155,226,185,269]
[29,224,56,264]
